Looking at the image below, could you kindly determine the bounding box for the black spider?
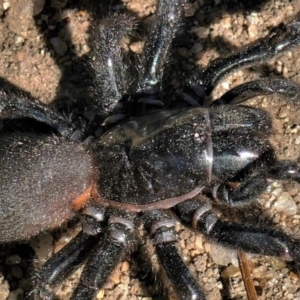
[1,0,300,299]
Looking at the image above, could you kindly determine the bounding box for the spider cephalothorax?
[1,0,300,299]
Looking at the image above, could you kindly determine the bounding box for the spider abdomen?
[0,133,94,243]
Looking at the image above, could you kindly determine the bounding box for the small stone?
[192,26,210,39]
[276,64,283,74]
[178,47,190,58]
[30,234,53,265]
[285,183,298,196]
[221,264,241,278]
[221,81,230,90]
[5,255,21,265]
[83,110,95,122]
[208,243,238,267]
[51,0,68,9]
[16,51,26,61]
[194,235,203,250]
[121,261,130,272]
[3,1,9,11]
[190,249,201,257]
[96,289,105,299]
[283,66,289,77]
[278,107,287,118]
[252,265,267,278]
[274,192,297,216]
[295,136,300,145]
[50,37,68,56]
[184,2,198,17]
[110,270,121,285]
[129,41,144,54]
[0,276,10,300]
[11,266,23,279]
[191,42,203,54]
[33,0,45,16]
[15,36,24,45]
[289,272,298,280]
[269,257,287,270]
[281,268,290,275]
[272,188,283,197]
[222,17,232,29]
[7,288,23,300]
[216,281,223,290]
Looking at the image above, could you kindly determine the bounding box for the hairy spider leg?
[36,206,137,300]
[135,0,184,96]
[91,13,136,115]
[211,156,300,206]
[174,199,300,264]
[0,85,75,137]
[143,209,207,300]
[36,230,100,299]
[188,13,300,103]
[71,211,137,299]
[213,78,300,105]
[92,0,185,120]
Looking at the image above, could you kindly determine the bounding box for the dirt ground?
[1,0,300,299]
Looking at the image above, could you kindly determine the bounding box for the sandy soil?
[1,0,300,299]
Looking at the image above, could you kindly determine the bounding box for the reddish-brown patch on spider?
[71,185,93,210]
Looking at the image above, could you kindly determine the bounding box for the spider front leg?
[213,78,300,105]
[174,200,300,264]
[136,0,185,96]
[189,13,300,97]
[90,13,136,115]
[0,87,75,137]
[91,0,185,117]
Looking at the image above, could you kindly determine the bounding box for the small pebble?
[5,255,21,265]
[208,243,238,267]
[274,192,297,216]
[7,288,23,300]
[50,37,68,56]
[191,42,203,54]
